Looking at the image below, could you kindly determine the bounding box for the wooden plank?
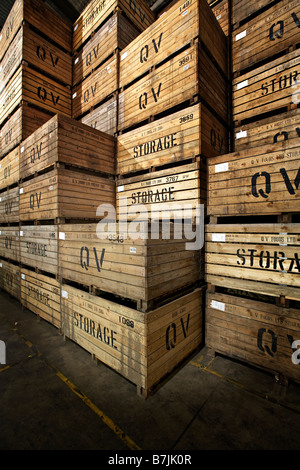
[19,113,115,180]
[0,0,72,61]
[0,146,20,190]
[0,187,19,224]
[0,259,20,300]
[234,109,300,151]
[118,42,228,131]
[116,162,206,221]
[72,0,155,53]
[232,49,299,124]
[206,290,300,384]
[205,223,300,301]
[20,268,61,328]
[207,139,300,216]
[232,0,283,29]
[211,0,230,36]
[117,103,229,175]
[80,96,118,136]
[61,284,203,394]
[232,0,300,74]
[20,224,58,275]
[72,55,118,120]
[73,12,140,86]
[119,0,228,89]
[0,105,52,158]
[19,167,116,222]
[59,223,201,307]
[0,227,20,263]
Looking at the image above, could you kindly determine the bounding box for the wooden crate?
[0,105,52,159]
[73,11,140,86]
[232,0,284,29]
[1,24,72,89]
[118,42,228,132]
[58,223,201,311]
[207,139,300,217]
[0,187,19,224]
[61,284,203,396]
[234,109,300,151]
[0,64,72,126]
[0,0,72,61]
[0,227,20,263]
[117,162,206,221]
[72,55,118,120]
[20,268,61,328]
[119,0,228,89]
[206,290,300,385]
[0,259,20,300]
[117,103,228,176]
[0,146,19,190]
[72,0,155,53]
[233,0,300,74]
[19,167,116,222]
[19,113,115,180]
[80,96,118,136]
[233,49,299,124]
[20,225,58,275]
[211,0,230,36]
[205,223,300,300]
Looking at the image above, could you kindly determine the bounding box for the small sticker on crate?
[130,247,136,253]
[72,92,77,99]
[59,232,65,240]
[236,130,247,139]
[212,233,226,242]
[236,30,247,41]
[0,263,2,268]
[118,185,124,192]
[216,14,222,20]
[74,57,79,65]
[121,51,128,61]
[62,290,68,299]
[20,188,23,194]
[215,162,228,173]
[21,274,26,280]
[74,24,78,31]
[237,80,248,90]
[182,10,188,16]
[20,231,23,237]
[210,300,225,311]
[21,146,24,153]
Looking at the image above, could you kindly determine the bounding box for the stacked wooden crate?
[205,0,300,384]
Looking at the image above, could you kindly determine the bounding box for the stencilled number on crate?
[36,46,59,68]
[108,233,124,243]
[140,33,163,63]
[84,83,97,103]
[269,12,300,41]
[251,167,300,198]
[139,83,162,110]
[179,0,193,12]
[165,313,190,350]
[80,246,105,272]
[119,316,134,329]
[261,71,298,95]
[29,192,42,210]
[37,87,60,107]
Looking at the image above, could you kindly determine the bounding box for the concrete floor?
[1,289,300,452]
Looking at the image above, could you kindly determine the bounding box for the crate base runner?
[61,284,203,396]
[206,290,300,385]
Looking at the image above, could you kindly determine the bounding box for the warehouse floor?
[0,289,300,452]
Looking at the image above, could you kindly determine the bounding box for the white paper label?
[215,162,228,173]
[74,57,79,64]
[236,130,247,139]
[21,274,26,280]
[74,24,78,31]
[236,30,247,41]
[130,247,136,253]
[21,146,24,153]
[0,198,1,202]
[212,233,226,242]
[72,92,77,99]
[20,188,23,194]
[183,64,189,71]
[59,232,65,240]
[211,300,225,311]
[121,51,128,60]
[118,185,124,192]
[237,79,248,90]
[0,263,2,268]
[49,186,53,190]
[62,290,68,299]
[217,14,222,20]
[20,231,23,237]
[182,10,188,16]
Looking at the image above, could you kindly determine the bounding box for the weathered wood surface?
[0,187,19,224]
[0,259,20,300]
[20,224,58,275]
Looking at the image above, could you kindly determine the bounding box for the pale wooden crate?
[0,259,21,300]
[207,139,300,217]
[232,0,282,29]
[206,290,300,385]
[19,167,116,222]
[0,187,19,224]
[73,11,140,86]
[1,24,72,89]
[19,113,115,180]
[211,0,230,36]
[20,224,58,275]
[58,223,201,312]
[0,227,20,263]
[119,0,228,89]
[116,162,206,221]
[0,146,19,190]
[205,223,300,301]
[232,0,300,74]
[232,49,299,124]
[72,55,118,120]
[118,42,228,132]
[20,268,61,329]
[117,103,229,176]
[80,96,118,136]
[0,0,72,61]
[0,105,52,159]
[234,109,300,151]
[72,0,155,53]
[0,64,72,126]
[61,284,204,396]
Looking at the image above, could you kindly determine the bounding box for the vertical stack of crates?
[206,0,300,385]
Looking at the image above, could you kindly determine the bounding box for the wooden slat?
[232,0,282,29]
[211,0,230,36]
[0,187,19,224]
[80,96,118,136]
[20,224,58,275]
[0,146,20,190]
[0,259,20,300]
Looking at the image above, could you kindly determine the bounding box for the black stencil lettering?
[292,12,300,28]
[269,21,284,40]
[280,167,300,195]
[273,131,289,143]
[93,247,105,272]
[251,171,271,198]
[166,323,176,350]
[257,328,277,357]
[80,246,89,270]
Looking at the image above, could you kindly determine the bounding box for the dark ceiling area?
[0,0,173,30]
